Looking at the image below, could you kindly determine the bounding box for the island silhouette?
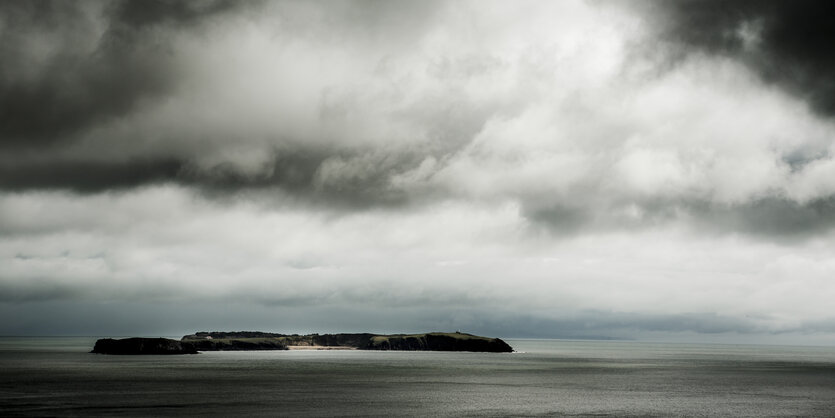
[91,331,513,354]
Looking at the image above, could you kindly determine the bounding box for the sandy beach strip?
[287,345,357,350]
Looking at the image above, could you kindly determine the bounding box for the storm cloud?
[641,0,835,117]
[2,0,835,341]
[0,0,246,146]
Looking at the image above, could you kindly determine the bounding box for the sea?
[1,337,834,417]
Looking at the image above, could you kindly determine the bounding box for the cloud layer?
[2,0,835,340]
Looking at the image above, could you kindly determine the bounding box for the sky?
[2,0,835,344]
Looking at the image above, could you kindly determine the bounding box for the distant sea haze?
[2,337,834,416]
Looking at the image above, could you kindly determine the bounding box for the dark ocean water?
[1,337,834,417]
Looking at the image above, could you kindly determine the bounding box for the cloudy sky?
[2,0,835,343]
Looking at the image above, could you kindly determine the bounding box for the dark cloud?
[696,197,835,239]
[0,158,184,193]
[641,0,835,116]
[187,148,418,208]
[0,0,437,207]
[3,0,835,240]
[110,0,241,29]
[527,197,835,240]
[0,0,242,148]
[0,147,419,208]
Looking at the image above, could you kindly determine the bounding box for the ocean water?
[1,337,834,416]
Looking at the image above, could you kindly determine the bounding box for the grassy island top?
[371,332,493,341]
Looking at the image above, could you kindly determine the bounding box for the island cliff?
[187,337,288,351]
[366,333,513,352]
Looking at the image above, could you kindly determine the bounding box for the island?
[91,331,513,354]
